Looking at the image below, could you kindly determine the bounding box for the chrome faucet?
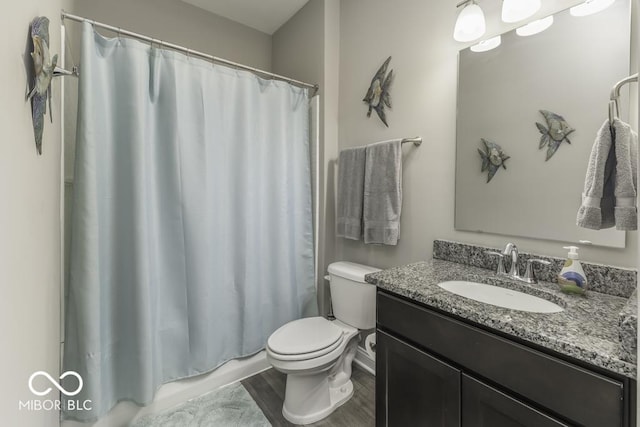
[521,258,551,284]
[486,242,551,284]
[502,243,520,278]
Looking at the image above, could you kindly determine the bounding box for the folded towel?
[612,119,638,230]
[577,119,638,231]
[577,120,616,229]
[363,140,402,245]
[336,146,366,240]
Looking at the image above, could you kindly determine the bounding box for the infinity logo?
[28,371,83,397]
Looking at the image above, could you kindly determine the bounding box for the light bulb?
[470,36,502,52]
[516,15,554,36]
[502,0,542,23]
[570,0,616,17]
[454,2,487,42]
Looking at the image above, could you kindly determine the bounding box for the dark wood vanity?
[376,290,637,427]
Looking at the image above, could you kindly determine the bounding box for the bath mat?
[130,382,270,427]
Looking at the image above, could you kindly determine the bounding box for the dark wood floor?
[242,365,375,427]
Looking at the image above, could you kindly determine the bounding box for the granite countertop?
[366,259,637,379]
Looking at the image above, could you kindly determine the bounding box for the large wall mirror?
[455,0,632,248]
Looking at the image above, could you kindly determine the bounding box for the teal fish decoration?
[363,56,394,127]
[478,138,510,183]
[28,16,57,155]
[536,110,575,161]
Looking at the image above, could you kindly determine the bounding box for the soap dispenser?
[557,246,587,295]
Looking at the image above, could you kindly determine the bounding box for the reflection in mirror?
[455,0,632,248]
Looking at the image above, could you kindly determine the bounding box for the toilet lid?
[268,317,343,356]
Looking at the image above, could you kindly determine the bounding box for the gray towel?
[336,146,366,239]
[577,119,638,230]
[577,120,616,229]
[613,119,638,230]
[363,140,402,245]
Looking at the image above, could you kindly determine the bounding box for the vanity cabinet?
[377,331,460,426]
[376,291,635,427]
[461,374,568,427]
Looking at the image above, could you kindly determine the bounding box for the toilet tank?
[328,262,380,329]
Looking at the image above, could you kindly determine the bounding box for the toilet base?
[268,322,360,425]
[282,375,354,425]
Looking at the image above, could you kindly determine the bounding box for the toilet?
[266,261,380,425]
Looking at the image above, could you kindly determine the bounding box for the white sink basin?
[438,280,564,314]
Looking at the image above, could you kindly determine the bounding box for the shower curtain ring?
[117,27,122,39]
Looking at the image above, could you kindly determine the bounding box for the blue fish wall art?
[28,16,57,155]
[478,138,510,183]
[536,110,575,161]
[363,56,394,127]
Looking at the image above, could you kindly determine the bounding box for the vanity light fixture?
[516,15,554,36]
[501,0,541,23]
[470,35,502,52]
[570,0,616,16]
[454,0,487,42]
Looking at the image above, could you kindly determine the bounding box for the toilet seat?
[268,317,344,361]
[268,336,344,361]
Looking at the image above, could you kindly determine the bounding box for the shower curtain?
[63,23,315,421]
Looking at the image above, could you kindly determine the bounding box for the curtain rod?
[60,11,319,93]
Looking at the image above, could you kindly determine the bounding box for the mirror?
[455,0,632,248]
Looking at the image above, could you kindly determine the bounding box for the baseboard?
[354,346,375,376]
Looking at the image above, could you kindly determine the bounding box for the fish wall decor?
[535,110,575,161]
[28,16,58,155]
[478,138,510,183]
[363,56,394,127]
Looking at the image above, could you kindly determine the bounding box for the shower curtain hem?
[60,346,267,423]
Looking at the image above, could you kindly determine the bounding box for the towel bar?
[401,137,422,146]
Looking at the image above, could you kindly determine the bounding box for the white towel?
[363,140,403,245]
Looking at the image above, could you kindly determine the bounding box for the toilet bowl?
[266,261,380,425]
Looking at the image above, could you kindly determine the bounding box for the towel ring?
[608,100,618,123]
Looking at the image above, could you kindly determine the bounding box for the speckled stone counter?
[433,239,637,298]
[619,289,638,364]
[366,259,637,379]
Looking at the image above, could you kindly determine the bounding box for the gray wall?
[335,0,638,268]
[0,1,62,425]
[272,0,340,315]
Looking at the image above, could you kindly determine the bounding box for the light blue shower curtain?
[63,23,315,421]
